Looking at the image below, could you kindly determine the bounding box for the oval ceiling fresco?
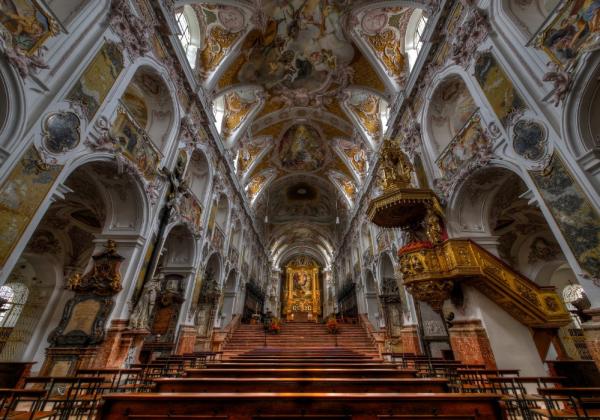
[278,124,326,172]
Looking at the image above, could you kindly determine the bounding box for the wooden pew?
[227,356,374,362]
[153,377,449,393]
[185,368,417,379]
[532,387,600,419]
[204,362,395,369]
[0,362,35,388]
[98,392,504,419]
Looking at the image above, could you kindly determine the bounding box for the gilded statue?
[129,273,163,330]
[425,208,443,244]
[378,139,413,192]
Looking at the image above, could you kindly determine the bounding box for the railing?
[399,239,571,328]
[211,314,242,353]
[359,314,385,358]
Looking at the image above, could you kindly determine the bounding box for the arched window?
[405,9,428,71]
[212,95,226,134]
[175,6,200,69]
[0,284,28,329]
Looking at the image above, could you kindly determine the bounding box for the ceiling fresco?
[182,0,428,265]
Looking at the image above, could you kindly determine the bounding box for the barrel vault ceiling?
[179,0,429,266]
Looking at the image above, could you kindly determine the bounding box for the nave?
[2,0,600,418]
[1,320,599,419]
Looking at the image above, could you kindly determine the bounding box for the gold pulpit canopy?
[367,138,443,234]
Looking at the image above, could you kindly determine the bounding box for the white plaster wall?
[459,287,547,377]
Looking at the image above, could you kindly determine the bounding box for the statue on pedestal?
[129,273,163,330]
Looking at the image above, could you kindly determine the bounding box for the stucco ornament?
[542,62,572,107]
[110,0,153,60]
[398,118,422,158]
[0,25,49,77]
[450,8,490,67]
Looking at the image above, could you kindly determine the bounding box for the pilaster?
[176,324,198,355]
[94,320,149,368]
[448,319,497,369]
[400,325,422,355]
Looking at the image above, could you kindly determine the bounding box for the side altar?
[283,256,321,322]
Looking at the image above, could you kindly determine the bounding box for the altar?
[282,256,321,322]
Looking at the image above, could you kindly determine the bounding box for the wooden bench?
[0,363,35,388]
[98,392,504,419]
[531,387,600,419]
[23,376,104,418]
[227,357,374,362]
[185,368,417,379]
[153,377,449,393]
[0,388,55,419]
[204,362,395,369]
[76,368,143,393]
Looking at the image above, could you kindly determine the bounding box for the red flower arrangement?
[326,317,339,334]
[269,318,282,334]
[398,241,434,255]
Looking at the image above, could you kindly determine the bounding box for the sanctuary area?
[0,0,600,418]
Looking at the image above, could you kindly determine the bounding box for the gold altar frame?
[284,260,321,322]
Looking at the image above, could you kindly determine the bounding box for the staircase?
[223,321,381,359]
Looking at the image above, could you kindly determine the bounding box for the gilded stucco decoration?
[345,91,386,142]
[398,239,571,327]
[336,138,369,176]
[221,90,259,137]
[353,7,411,84]
[0,0,59,77]
[195,4,247,80]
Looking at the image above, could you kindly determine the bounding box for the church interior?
[1,0,600,418]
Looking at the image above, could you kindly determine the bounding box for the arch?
[160,224,196,269]
[63,155,150,235]
[120,65,176,154]
[45,0,90,26]
[364,270,381,327]
[379,252,395,280]
[0,158,148,363]
[447,165,587,359]
[220,269,238,326]
[186,149,211,205]
[215,194,229,230]
[203,252,222,290]
[564,53,600,158]
[425,75,477,157]
[194,252,222,336]
[500,0,560,38]
[0,59,25,155]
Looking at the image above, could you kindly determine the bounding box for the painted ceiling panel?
[179,0,421,262]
